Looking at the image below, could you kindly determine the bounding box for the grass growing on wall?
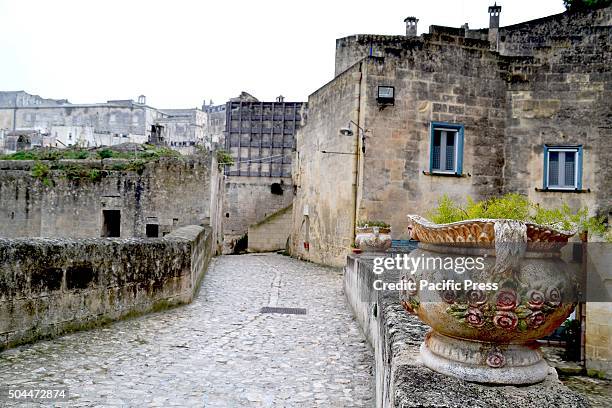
[6,145,183,184]
[0,144,179,161]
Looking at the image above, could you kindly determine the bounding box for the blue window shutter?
[457,126,464,175]
[543,146,549,189]
[577,146,583,190]
[429,124,434,173]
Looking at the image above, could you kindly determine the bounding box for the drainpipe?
[351,62,363,243]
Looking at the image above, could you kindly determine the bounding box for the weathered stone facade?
[291,6,611,266]
[291,5,612,381]
[0,225,212,350]
[0,156,218,239]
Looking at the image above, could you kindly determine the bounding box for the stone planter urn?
[355,225,392,252]
[400,215,577,384]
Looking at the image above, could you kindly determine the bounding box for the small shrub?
[88,169,103,182]
[31,161,52,186]
[427,193,609,236]
[38,149,61,161]
[110,162,129,171]
[216,150,234,167]
[127,159,147,174]
[427,195,465,224]
[60,164,87,180]
[62,149,90,160]
[98,149,114,159]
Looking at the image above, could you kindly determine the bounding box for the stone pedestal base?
[420,330,550,385]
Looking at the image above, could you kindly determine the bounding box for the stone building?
[0,91,208,153]
[216,92,307,253]
[0,156,220,241]
[289,5,611,376]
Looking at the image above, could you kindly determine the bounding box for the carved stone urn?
[400,215,577,384]
[355,225,392,252]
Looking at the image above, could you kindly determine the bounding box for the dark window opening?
[226,212,230,218]
[101,210,121,237]
[146,224,159,238]
[271,183,283,195]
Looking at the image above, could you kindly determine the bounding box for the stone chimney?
[276,95,285,103]
[488,3,502,51]
[404,16,418,37]
[137,95,146,105]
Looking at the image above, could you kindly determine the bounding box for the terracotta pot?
[355,226,392,252]
[351,247,363,254]
[401,215,577,384]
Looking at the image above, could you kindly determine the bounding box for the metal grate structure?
[224,101,305,177]
[260,307,307,315]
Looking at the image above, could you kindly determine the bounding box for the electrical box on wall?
[377,86,395,106]
[303,204,309,216]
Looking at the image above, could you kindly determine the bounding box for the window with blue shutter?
[543,145,583,190]
[430,122,464,175]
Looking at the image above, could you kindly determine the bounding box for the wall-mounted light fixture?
[377,86,395,106]
[338,120,368,154]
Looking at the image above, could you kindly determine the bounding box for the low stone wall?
[0,225,212,351]
[248,204,292,253]
[344,254,589,408]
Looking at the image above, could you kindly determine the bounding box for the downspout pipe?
[351,62,363,243]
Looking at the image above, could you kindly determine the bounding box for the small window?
[544,146,582,190]
[430,122,464,174]
[271,183,283,195]
[146,224,159,238]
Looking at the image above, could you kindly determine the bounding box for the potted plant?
[355,220,392,252]
[350,243,363,254]
[400,194,607,385]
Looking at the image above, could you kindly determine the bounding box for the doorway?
[101,210,121,237]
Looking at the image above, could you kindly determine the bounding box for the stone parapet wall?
[343,254,589,407]
[0,225,212,351]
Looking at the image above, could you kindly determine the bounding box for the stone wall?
[289,64,363,266]
[247,204,292,252]
[0,225,212,350]
[585,243,612,378]
[343,254,589,408]
[497,7,612,57]
[358,36,507,236]
[502,7,611,214]
[0,156,217,239]
[222,176,293,254]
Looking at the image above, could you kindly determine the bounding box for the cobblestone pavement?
[0,254,374,407]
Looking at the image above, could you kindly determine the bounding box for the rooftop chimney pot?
[488,3,502,29]
[404,16,419,37]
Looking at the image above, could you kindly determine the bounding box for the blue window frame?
[429,122,464,175]
[543,145,583,190]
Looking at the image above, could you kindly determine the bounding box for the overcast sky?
[0,0,565,108]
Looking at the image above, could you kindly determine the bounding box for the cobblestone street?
[0,254,374,407]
